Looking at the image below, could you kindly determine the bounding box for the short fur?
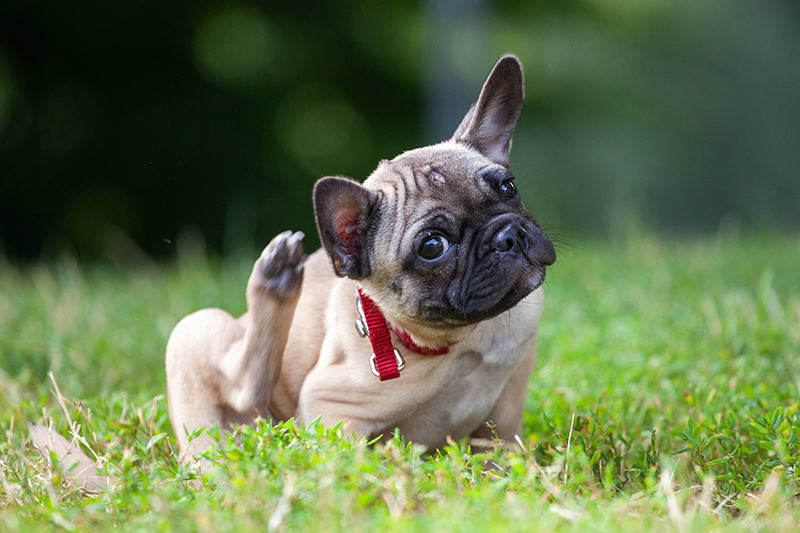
[165,55,556,460]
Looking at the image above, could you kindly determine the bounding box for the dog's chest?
[294,287,543,446]
[392,336,527,446]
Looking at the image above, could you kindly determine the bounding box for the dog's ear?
[313,176,380,279]
[452,55,524,167]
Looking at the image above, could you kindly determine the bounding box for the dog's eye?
[418,235,449,260]
[499,179,517,200]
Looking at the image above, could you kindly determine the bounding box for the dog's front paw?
[252,230,306,297]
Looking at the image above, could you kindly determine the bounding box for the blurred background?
[1,0,798,262]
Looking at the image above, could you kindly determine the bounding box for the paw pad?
[256,231,305,295]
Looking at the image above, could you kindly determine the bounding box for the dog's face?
[314,55,555,329]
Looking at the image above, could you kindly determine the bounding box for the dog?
[165,55,556,461]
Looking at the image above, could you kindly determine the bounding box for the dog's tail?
[28,423,115,492]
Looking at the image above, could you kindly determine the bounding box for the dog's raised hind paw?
[252,230,306,297]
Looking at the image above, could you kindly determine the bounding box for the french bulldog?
[165,54,556,461]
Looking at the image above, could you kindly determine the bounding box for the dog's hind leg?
[165,231,305,460]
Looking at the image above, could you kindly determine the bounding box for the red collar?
[356,289,451,381]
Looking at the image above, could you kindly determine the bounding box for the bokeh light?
[274,85,370,177]
[193,6,277,87]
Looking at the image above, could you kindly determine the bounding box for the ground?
[1,235,799,531]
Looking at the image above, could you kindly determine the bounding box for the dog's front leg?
[470,338,538,448]
[219,231,305,413]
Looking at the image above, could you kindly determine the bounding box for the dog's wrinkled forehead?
[365,143,502,214]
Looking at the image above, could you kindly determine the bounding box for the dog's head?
[313,55,555,329]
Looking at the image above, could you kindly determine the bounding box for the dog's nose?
[490,223,529,254]
[530,225,556,266]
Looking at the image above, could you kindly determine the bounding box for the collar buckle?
[369,349,406,377]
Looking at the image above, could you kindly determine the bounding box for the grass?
[1,235,799,531]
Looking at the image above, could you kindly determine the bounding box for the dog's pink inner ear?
[334,208,360,255]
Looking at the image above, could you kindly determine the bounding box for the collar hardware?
[369,349,405,377]
[355,297,369,337]
[356,290,402,380]
[356,289,450,381]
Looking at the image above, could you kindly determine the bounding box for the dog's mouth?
[419,264,547,328]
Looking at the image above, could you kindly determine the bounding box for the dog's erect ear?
[452,55,525,167]
[313,176,380,279]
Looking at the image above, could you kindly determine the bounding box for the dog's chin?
[417,266,546,329]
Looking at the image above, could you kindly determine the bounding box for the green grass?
[1,235,799,531]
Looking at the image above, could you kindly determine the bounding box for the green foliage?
[1,235,799,531]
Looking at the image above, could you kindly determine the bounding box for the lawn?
[1,235,799,531]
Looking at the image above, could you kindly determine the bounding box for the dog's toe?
[254,231,306,296]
